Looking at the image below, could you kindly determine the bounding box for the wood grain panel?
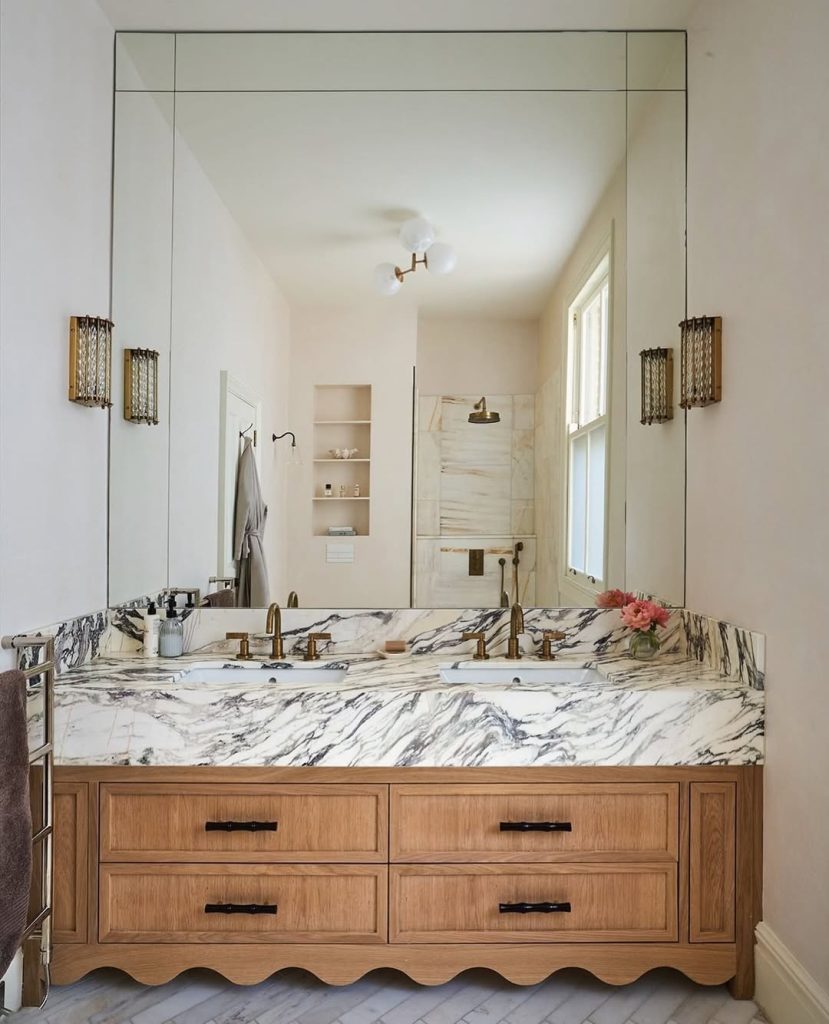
[100,784,387,862]
[99,864,386,944]
[690,782,736,943]
[391,863,677,943]
[390,784,678,862]
[53,782,88,943]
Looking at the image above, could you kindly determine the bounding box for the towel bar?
[1,634,54,1014]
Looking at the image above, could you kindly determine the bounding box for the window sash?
[564,251,610,591]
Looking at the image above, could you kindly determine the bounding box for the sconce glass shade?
[680,316,722,408]
[639,347,673,425]
[399,216,435,254]
[426,242,457,275]
[373,262,402,296]
[273,430,302,466]
[124,348,160,424]
[68,315,112,408]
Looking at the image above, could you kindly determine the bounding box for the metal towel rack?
[1,634,55,1014]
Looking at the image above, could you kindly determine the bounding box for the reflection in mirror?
[108,31,686,610]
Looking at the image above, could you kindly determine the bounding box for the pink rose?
[620,599,670,632]
[596,589,636,609]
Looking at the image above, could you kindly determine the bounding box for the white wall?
[417,317,539,396]
[167,132,292,602]
[0,0,113,645]
[687,0,829,995]
[288,306,416,607]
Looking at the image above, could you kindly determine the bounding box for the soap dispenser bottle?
[159,596,184,658]
[142,600,160,658]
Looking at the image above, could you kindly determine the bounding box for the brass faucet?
[505,603,525,660]
[265,602,284,659]
[462,631,490,660]
[303,632,331,661]
[287,591,299,608]
[539,630,567,661]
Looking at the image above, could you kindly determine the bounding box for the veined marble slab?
[53,647,764,768]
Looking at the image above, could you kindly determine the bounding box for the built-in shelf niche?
[312,385,371,537]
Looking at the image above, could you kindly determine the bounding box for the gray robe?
[233,438,270,607]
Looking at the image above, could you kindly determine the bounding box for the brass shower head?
[468,397,500,424]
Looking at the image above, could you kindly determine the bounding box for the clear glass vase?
[629,629,661,661]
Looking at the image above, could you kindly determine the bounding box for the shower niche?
[312,385,372,538]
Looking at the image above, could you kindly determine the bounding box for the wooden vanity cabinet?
[51,766,762,998]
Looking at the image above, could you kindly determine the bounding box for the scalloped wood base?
[52,942,737,989]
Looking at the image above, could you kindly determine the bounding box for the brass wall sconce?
[639,348,674,425]
[123,348,159,424]
[68,315,112,408]
[680,316,722,408]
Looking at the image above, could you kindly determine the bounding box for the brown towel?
[203,587,237,608]
[0,669,32,978]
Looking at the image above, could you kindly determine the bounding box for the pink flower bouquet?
[596,591,670,660]
[620,599,670,633]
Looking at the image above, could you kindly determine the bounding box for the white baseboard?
[755,922,829,1024]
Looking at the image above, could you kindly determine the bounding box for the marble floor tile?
[19,969,768,1024]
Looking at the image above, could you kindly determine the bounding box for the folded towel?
[0,669,32,978]
[203,587,237,608]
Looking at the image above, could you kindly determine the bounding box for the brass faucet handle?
[226,632,252,660]
[303,632,332,662]
[540,630,567,661]
[462,631,490,661]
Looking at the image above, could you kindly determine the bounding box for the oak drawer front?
[390,784,678,862]
[100,864,387,943]
[390,864,677,943]
[100,784,387,862]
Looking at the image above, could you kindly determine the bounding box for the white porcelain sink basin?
[182,665,348,684]
[439,664,604,685]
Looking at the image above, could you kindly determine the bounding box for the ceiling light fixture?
[373,217,457,296]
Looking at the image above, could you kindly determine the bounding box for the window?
[565,252,610,589]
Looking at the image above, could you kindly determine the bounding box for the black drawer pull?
[204,903,277,915]
[204,820,278,832]
[499,901,572,914]
[499,821,572,832]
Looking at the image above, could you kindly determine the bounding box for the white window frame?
[561,238,613,598]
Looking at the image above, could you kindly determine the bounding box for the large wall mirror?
[109,31,686,610]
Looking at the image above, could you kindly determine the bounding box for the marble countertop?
[51,644,764,768]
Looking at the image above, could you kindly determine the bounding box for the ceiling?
[96,0,693,32]
[175,89,627,317]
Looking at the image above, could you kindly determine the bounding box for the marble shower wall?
[415,394,536,606]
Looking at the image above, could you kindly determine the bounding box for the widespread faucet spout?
[266,602,284,660]
[506,603,524,660]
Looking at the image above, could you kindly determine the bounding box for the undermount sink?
[439,664,604,685]
[182,664,348,684]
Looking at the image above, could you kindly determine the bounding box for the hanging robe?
[233,437,270,607]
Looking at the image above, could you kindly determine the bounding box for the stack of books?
[327,526,357,537]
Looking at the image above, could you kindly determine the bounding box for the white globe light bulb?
[399,217,435,254]
[373,262,402,296]
[426,242,457,276]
